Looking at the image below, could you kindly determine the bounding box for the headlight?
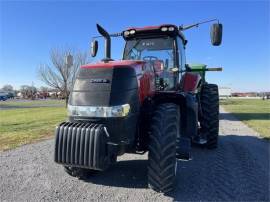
[68,104,130,117]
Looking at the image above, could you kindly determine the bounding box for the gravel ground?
[0,107,269,201]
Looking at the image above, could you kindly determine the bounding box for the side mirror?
[91,40,98,57]
[210,23,223,46]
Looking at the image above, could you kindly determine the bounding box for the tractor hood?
[68,60,144,114]
[80,60,144,70]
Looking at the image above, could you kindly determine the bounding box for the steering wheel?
[143,56,158,62]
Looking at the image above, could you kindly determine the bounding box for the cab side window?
[177,37,186,71]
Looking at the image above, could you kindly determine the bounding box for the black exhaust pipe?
[97,24,112,61]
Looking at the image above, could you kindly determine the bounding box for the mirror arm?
[92,32,122,39]
[179,19,219,31]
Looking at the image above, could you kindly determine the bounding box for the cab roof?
[123,24,186,43]
[126,24,177,31]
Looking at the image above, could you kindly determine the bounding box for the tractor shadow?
[81,159,148,188]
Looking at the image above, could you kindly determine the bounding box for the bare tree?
[20,85,37,99]
[39,86,50,99]
[38,48,88,106]
[2,84,14,92]
[40,86,49,92]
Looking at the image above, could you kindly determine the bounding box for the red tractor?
[54,19,223,193]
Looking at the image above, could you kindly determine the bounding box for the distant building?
[231,92,259,97]
[219,87,231,98]
[259,92,270,99]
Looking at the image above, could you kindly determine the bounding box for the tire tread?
[200,83,219,149]
[148,103,179,193]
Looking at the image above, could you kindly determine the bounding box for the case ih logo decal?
[90,79,110,83]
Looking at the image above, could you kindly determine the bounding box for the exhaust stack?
[96,24,112,61]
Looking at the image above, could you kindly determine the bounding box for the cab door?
[177,37,186,86]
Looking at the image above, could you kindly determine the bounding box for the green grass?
[220,99,270,139]
[0,106,66,151]
[0,99,65,107]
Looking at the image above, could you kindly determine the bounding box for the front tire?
[200,83,219,149]
[148,103,179,193]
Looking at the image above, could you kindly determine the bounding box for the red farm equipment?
[54,19,223,193]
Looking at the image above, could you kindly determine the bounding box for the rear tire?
[200,83,219,149]
[148,103,179,193]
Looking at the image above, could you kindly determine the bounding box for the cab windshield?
[123,37,175,70]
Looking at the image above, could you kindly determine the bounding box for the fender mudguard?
[182,93,198,138]
[177,93,198,160]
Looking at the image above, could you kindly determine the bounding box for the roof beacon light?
[168,26,175,31]
[161,27,168,32]
[129,29,136,34]
[124,31,130,37]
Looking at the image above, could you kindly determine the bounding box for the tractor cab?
[90,22,222,91]
[122,25,186,90]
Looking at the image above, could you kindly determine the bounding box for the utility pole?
[65,53,73,106]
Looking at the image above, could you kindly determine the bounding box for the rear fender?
[181,72,201,93]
